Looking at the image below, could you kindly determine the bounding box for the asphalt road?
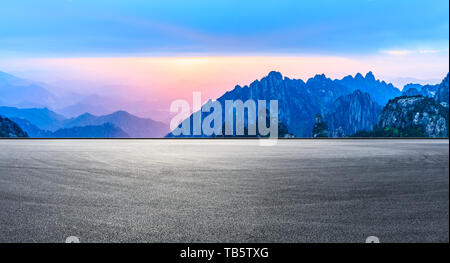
[0,139,448,243]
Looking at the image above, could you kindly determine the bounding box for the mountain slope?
[335,72,401,105]
[378,96,448,137]
[435,73,449,105]
[11,118,128,138]
[65,111,168,137]
[0,71,57,108]
[0,106,167,138]
[0,106,66,131]
[52,123,129,138]
[0,115,28,137]
[403,83,439,98]
[325,90,381,137]
[169,71,353,137]
[168,71,399,137]
[10,118,53,137]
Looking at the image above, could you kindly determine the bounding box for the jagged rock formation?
[325,90,381,137]
[335,71,401,105]
[378,96,448,137]
[169,71,400,137]
[435,73,449,106]
[216,72,350,137]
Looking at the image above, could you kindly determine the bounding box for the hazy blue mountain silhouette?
[11,117,129,138]
[0,106,66,131]
[65,111,168,138]
[52,123,129,138]
[0,71,57,108]
[9,118,53,137]
[1,107,168,138]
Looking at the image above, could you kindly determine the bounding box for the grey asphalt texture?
[0,139,448,243]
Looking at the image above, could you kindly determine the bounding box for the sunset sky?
[0,0,448,118]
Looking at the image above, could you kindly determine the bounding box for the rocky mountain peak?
[365,71,375,81]
[267,71,283,80]
[355,73,364,80]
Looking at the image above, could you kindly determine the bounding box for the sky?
[0,0,449,118]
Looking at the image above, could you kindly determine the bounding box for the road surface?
[0,139,448,242]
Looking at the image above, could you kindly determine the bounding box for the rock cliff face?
[435,73,449,106]
[0,115,28,137]
[216,71,350,137]
[312,114,329,138]
[379,96,448,137]
[335,71,401,105]
[325,90,381,137]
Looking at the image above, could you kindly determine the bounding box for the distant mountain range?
[0,107,168,138]
[1,69,448,138]
[0,71,57,109]
[51,123,129,138]
[0,106,66,131]
[0,70,168,122]
[0,70,170,138]
[64,111,168,137]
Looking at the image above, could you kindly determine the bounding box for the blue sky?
[0,0,448,57]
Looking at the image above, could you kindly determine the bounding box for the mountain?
[0,71,57,108]
[0,106,167,138]
[335,71,401,105]
[403,83,439,98]
[0,106,66,131]
[51,123,129,138]
[217,71,319,137]
[0,115,28,138]
[169,71,353,137]
[325,90,381,137]
[11,118,128,138]
[169,71,400,137]
[376,96,448,137]
[10,118,53,137]
[435,73,449,106]
[65,111,168,137]
[402,86,422,96]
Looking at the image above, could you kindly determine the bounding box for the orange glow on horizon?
[2,54,448,111]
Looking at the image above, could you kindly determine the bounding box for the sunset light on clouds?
[3,53,448,102]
